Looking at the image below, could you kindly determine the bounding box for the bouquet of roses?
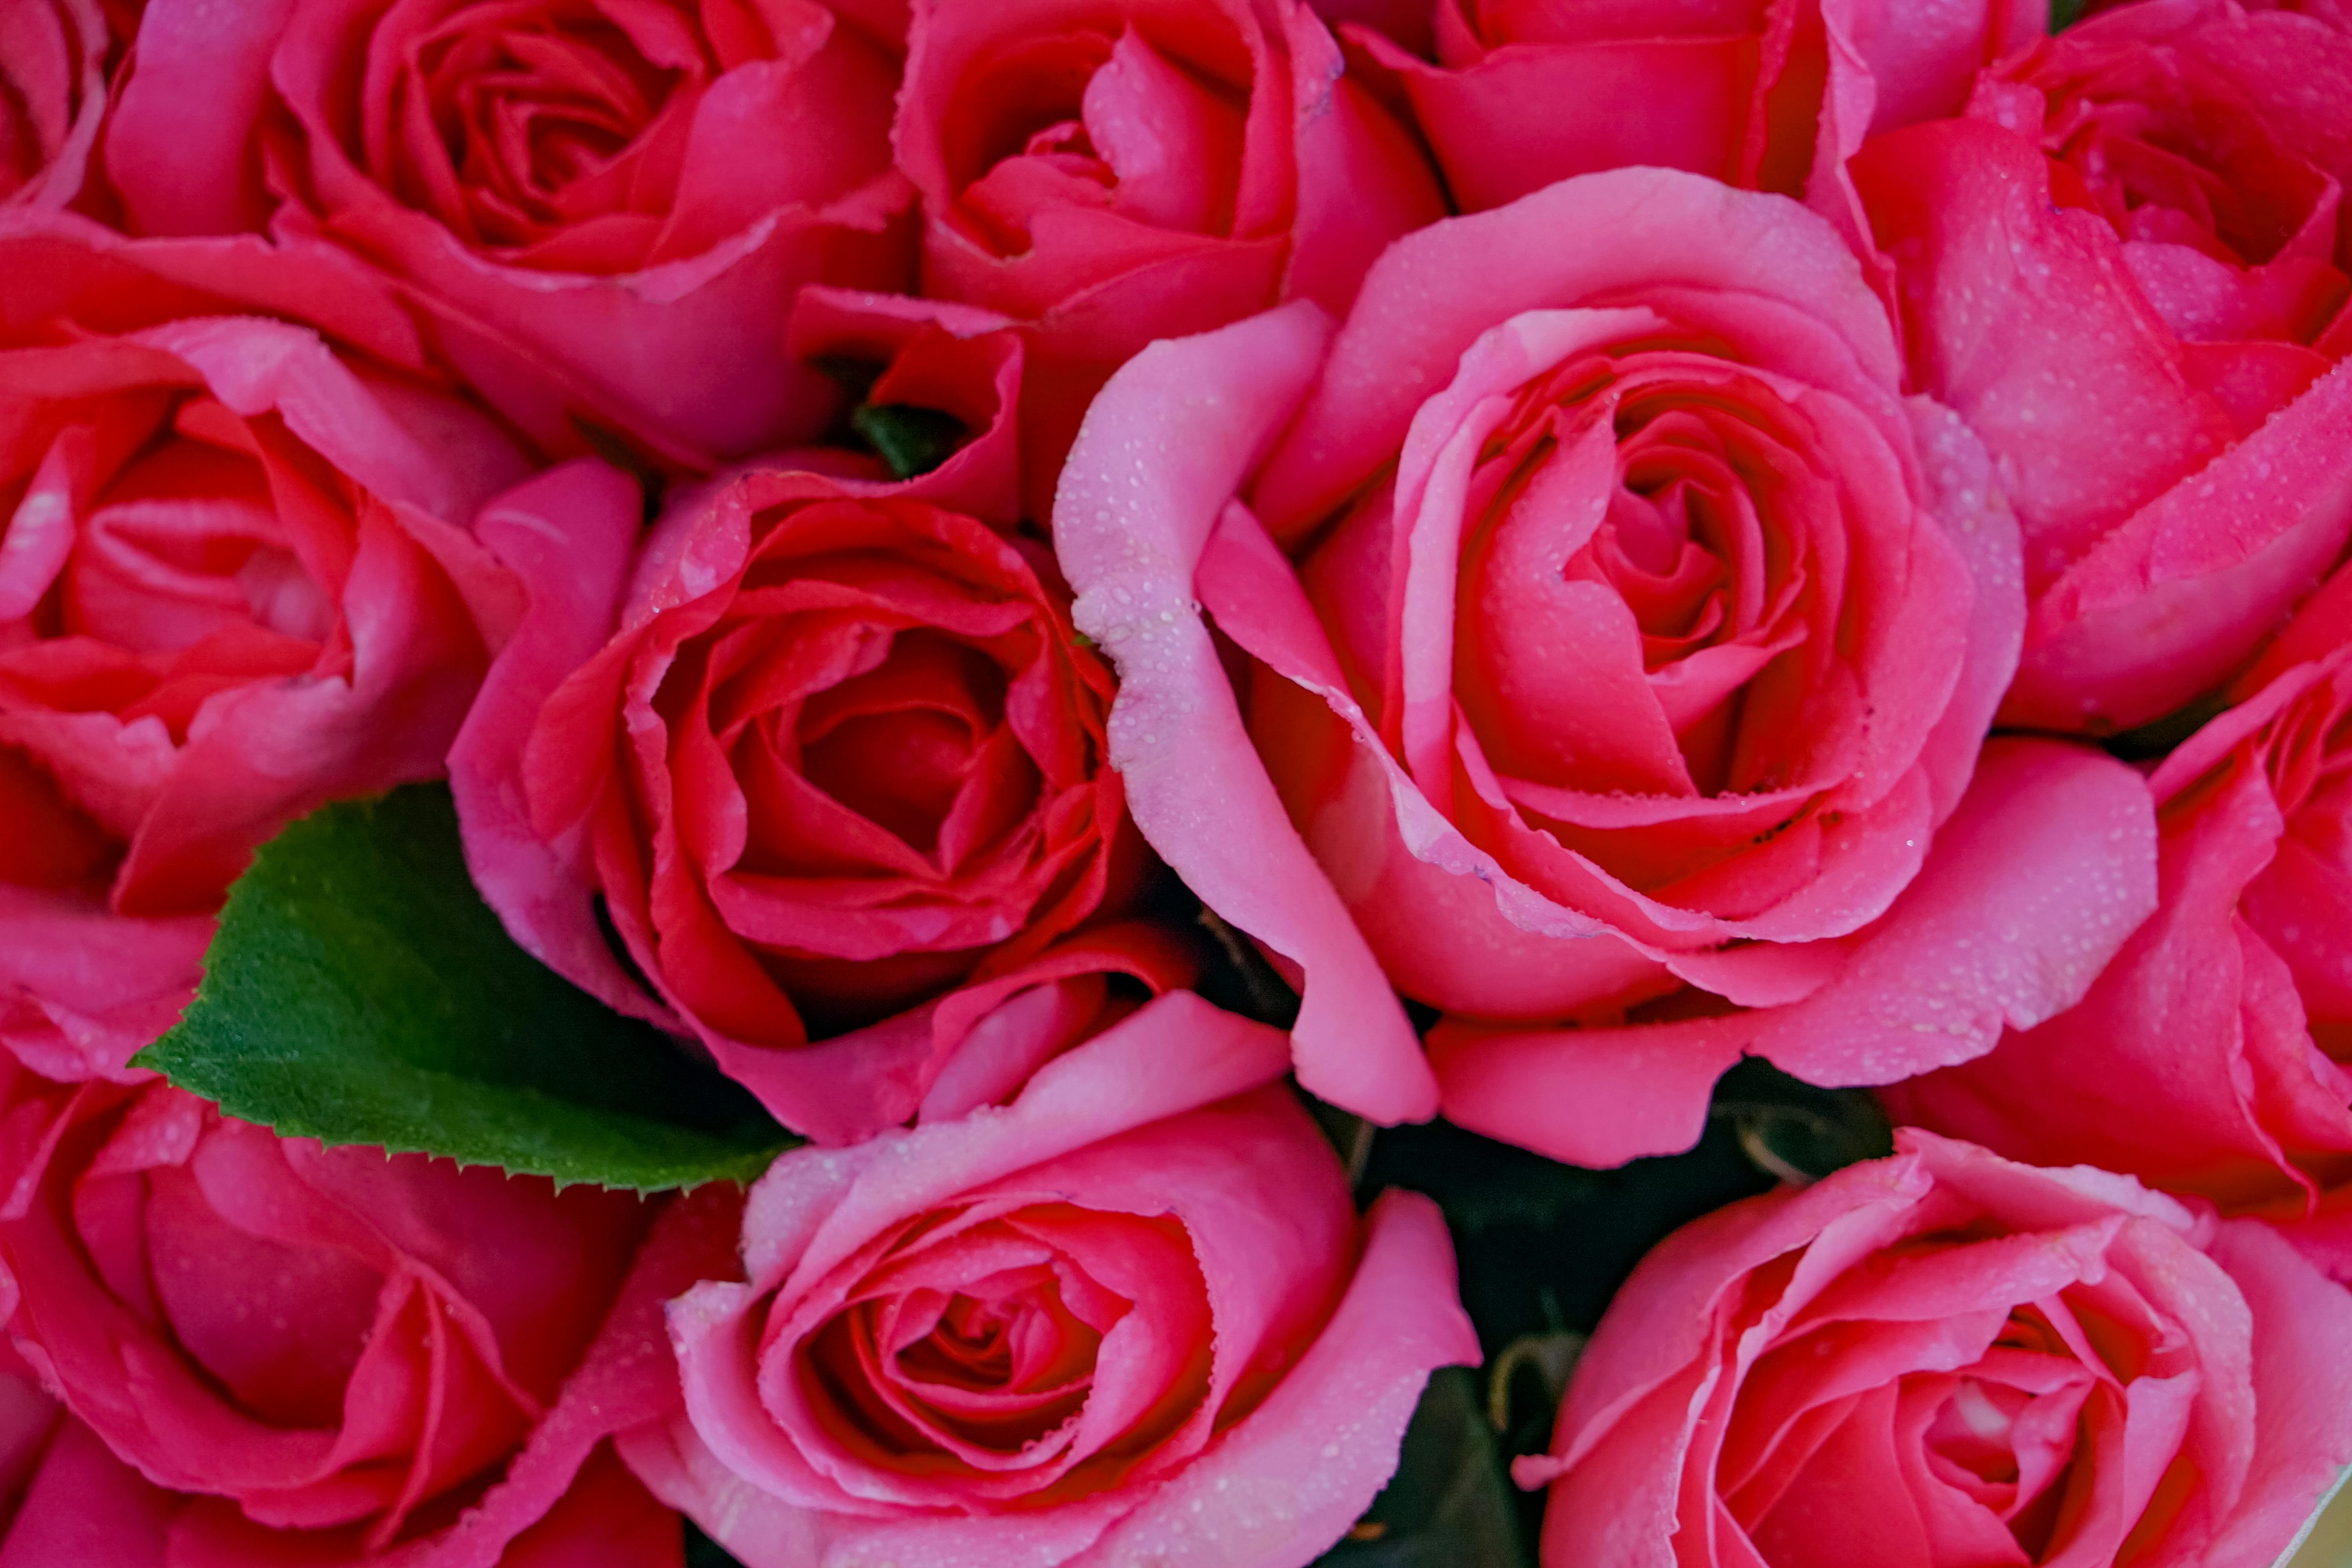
[4,0,2352,1562]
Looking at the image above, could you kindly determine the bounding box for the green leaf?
[136,784,793,1192]
[850,402,968,480]
[1313,1367,1531,1567]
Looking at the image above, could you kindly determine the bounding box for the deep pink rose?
[1353,0,2043,222]
[0,0,130,210]
[0,1048,748,1566]
[1518,1129,2352,1568]
[895,0,1445,512]
[618,989,1479,1568]
[1884,559,2352,1277]
[0,216,533,1080]
[450,421,1141,1144]
[1854,0,2352,732]
[1052,167,2158,1154]
[101,0,915,467]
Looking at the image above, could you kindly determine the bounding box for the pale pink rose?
[896,0,1446,514]
[1884,557,2352,1279]
[1520,1130,2352,1568]
[100,0,915,467]
[619,989,1479,1568]
[1052,167,2158,1157]
[0,1043,748,1566]
[0,215,533,1080]
[1854,0,2352,731]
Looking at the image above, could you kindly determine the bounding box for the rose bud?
[0,216,534,1080]
[1053,167,2158,1156]
[449,427,1139,1145]
[618,988,1479,1568]
[895,0,1446,512]
[1854,0,2352,732]
[99,0,917,467]
[1885,557,2352,1279]
[0,1047,742,1566]
[1520,1129,2352,1568]
[1354,0,2041,220]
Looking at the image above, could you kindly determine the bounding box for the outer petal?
[449,460,676,1028]
[1053,301,1436,1123]
[2201,1220,2352,1568]
[101,0,296,235]
[1434,741,2158,1165]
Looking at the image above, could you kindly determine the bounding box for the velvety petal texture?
[1356,0,2044,225]
[0,1045,719,1564]
[103,0,917,466]
[1887,556,2352,1271]
[1521,1129,2352,1568]
[622,989,1480,1568]
[1055,167,2157,1153]
[0,0,120,211]
[455,440,1137,1144]
[1855,0,2352,731]
[0,215,532,1079]
[897,0,1445,512]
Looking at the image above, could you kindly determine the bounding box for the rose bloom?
[617,988,1478,1568]
[451,398,1137,1143]
[1853,0,2352,732]
[99,0,915,467]
[1,0,128,211]
[896,0,1445,512]
[1886,558,2352,1277]
[1352,0,2042,219]
[1519,1129,2352,1568]
[0,215,533,1080]
[0,1048,738,1566]
[1054,166,2158,1154]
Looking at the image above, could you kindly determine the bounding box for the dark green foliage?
[137,785,792,1192]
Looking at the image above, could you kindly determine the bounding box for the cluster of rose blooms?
[2,0,2351,1563]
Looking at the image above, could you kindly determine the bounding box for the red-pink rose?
[1052,167,2157,1155]
[101,0,915,467]
[1853,0,2352,732]
[0,215,532,1080]
[1518,1129,2352,1568]
[449,427,1138,1144]
[0,0,127,211]
[0,1047,746,1567]
[895,0,1445,512]
[619,989,1479,1568]
[1884,559,2352,1276]
[1353,0,2042,220]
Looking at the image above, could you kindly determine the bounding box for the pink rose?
[1518,1129,2352,1568]
[102,0,915,466]
[0,1424,679,1568]
[0,0,124,210]
[1884,559,2352,1276]
[450,419,1142,1144]
[1353,0,2042,220]
[0,1047,744,1566]
[0,216,532,1080]
[1052,167,2158,1154]
[618,989,1479,1568]
[1853,0,2352,732]
[895,0,1445,511]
